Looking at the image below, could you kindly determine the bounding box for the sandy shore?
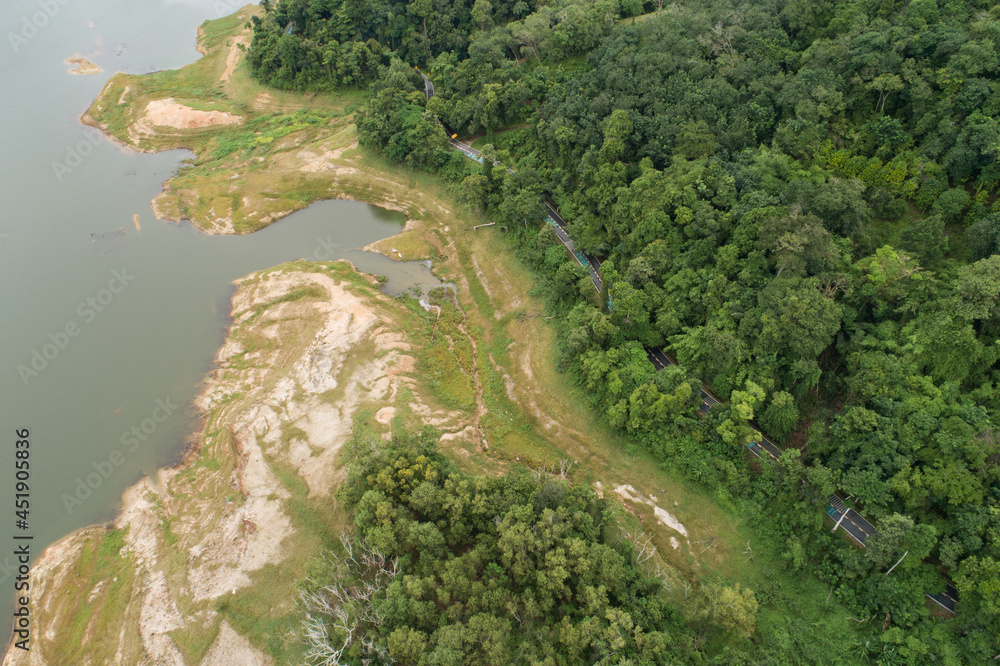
[0,263,439,664]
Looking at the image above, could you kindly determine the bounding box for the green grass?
[271,463,344,551]
[170,620,222,664]
[217,459,350,664]
[208,110,337,160]
[216,562,308,663]
[67,8,874,659]
[49,529,138,665]
[419,300,477,410]
[242,284,326,325]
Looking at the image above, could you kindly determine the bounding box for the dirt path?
[454,305,489,449]
[220,37,249,83]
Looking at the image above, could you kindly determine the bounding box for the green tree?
[757,210,835,277]
[600,109,633,162]
[930,188,971,225]
[458,173,491,214]
[470,0,494,31]
[965,213,1000,260]
[954,556,1000,659]
[315,430,692,664]
[865,514,937,572]
[743,277,844,390]
[761,390,799,442]
[716,380,766,447]
[690,583,759,639]
[952,255,1000,325]
[676,120,717,160]
[866,73,904,114]
[899,214,947,268]
[498,186,545,228]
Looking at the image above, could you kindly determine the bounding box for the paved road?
[927,584,958,613]
[454,138,795,459]
[543,201,601,293]
[449,138,483,162]
[437,100,957,612]
[827,496,877,546]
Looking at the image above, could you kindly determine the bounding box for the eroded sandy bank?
[0,263,445,665]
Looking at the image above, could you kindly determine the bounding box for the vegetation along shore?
[9,0,1000,663]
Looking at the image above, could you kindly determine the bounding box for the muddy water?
[0,0,441,625]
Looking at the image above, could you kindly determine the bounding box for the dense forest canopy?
[248,0,1000,662]
[304,429,698,663]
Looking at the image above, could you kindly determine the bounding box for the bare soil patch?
[65,55,102,74]
[143,98,242,130]
[220,37,249,83]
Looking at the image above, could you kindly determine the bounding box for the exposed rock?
[2,265,425,665]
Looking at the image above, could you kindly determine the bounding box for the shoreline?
[2,25,447,655]
[77,4,452,236]
[5,4,773,660]
[7,5,470,662]
[1,269,235,661]
[80,108,161,156]
[3,260,429,664]
[81,96,429,234]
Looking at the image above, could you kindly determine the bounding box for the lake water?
[0,0,440,624]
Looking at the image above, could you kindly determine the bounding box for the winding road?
[422,78,957,612]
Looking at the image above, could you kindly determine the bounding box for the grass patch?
[216,562,309,663]
[170,618,222,664]
[365,227,437,261]
[49,529,138,665]
[418,300,477,410]
[242,284,326,326]
[217,459,351,664]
